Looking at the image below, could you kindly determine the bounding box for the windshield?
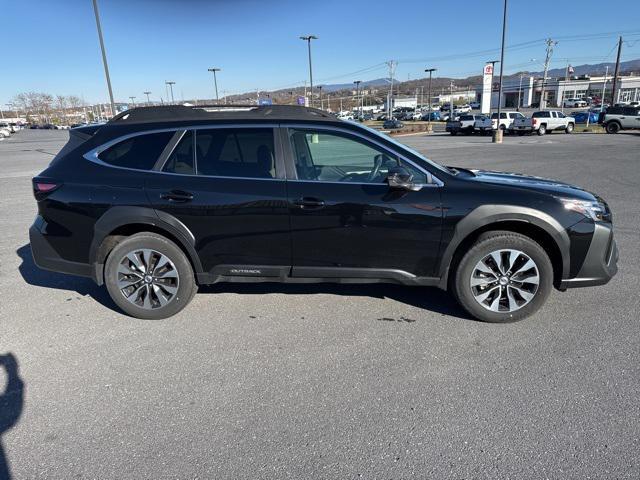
[348,121,451,176]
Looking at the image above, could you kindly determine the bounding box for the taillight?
[32,177,62,199]
[532,118,538,126]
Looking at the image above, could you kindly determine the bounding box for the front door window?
[288,129,427,184]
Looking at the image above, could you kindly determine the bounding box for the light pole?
[300,35,318,107]
[353,80,361,118]
[492,0,508,144]
[165,81,175,104]
[317,86,323,110]
[143,91,151,105]
[129,96,136,107]
[517,73,524,111]
[424,68,436,127]
[207,67,221,102]
[92,0,115,117]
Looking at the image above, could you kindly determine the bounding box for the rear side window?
[99,131,174,170]
[532,112,550,118]
[460,115,474,121]
[195,128,275,178]
[163,131,194,175]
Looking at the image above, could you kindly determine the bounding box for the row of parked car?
[445,105,640,136]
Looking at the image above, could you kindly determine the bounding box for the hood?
[464,168,597,201]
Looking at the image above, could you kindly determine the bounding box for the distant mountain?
[318,78,390,92]
[532,59,640,78]
[225,58,640,104]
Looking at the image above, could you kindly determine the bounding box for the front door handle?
[292,197,325,210]
[160,190,194,203]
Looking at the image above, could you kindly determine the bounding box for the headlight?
[558,197,607,222]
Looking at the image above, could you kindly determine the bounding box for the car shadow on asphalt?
[0,352,24,480]
[16,244,117,312]
[16,243,471,321]
[199,282,473,320]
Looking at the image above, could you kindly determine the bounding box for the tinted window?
[532,111,551,118]
[99,131,174,170]
[623,107,640,116]
[557,112,566,118]
[289,129,427,184]
[460,115,474,121]
[195,128,275,178]
[163,131,194,175]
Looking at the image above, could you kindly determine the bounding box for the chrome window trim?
[83,123,283,180]
[283,123,444,188]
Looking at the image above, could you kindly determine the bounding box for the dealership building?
[476,73,640,108]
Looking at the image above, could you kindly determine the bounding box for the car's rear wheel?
[537,124,547,136]
[104,232,197,320]
[565,123,574,133]
[605,122,621,134]
[452,231,553,323]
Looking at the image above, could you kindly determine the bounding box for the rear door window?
[162,131,194,175]
[195,128,276,179]
[99,131,174,170]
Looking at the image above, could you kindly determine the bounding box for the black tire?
[452,231,553,323]
[565,123,574,133]
[537,124,547,136]
[450,130,457,136]
[517,131,525,136]
[104,232,197,320]
[605,122,620,134]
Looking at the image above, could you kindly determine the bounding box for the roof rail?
[108,104,335,124]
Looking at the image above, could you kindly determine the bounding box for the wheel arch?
[89,206,203,285]
[438,205,569,290]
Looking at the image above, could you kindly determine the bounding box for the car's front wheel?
[565,123,574,133]
[452,231,553,323]
[104,232,197,319]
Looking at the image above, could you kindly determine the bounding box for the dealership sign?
[481,63,493,113]
[481,64,493,114]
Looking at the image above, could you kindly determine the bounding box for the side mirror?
[387,166,421,191]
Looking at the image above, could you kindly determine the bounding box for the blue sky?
[2,0,640,105]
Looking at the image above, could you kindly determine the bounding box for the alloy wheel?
[116,249,179,309]
[470,249,540,313]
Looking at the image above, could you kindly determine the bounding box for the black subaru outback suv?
[30,105,618,322]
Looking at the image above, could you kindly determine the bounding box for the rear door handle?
[160,190,194,203]
[292,197,325,210]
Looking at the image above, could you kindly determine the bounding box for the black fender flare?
[89,206,203,284]
[437,205,570,289]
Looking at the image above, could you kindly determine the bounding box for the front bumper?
[29,216,93,279]
[560,222,618,289]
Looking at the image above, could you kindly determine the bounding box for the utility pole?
[143,91,151,105]
[600,65,609,112]
[165,81,175,103]
[353,80,361,117]
[91,0,115,117]
[425,68,436,126]
[129,96,136,107]
[317,85,323,110]
[300,35,318,107]
[493,0,508,143]
[386,60,397,119]
[208,68,221,102]
[539,38,558,110]
[611,36,623,105]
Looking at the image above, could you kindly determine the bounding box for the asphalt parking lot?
[1,129,639,478]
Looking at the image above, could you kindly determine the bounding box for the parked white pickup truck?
[512,110,575,135]
[491,111,526,132]
[446,114,488,135]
